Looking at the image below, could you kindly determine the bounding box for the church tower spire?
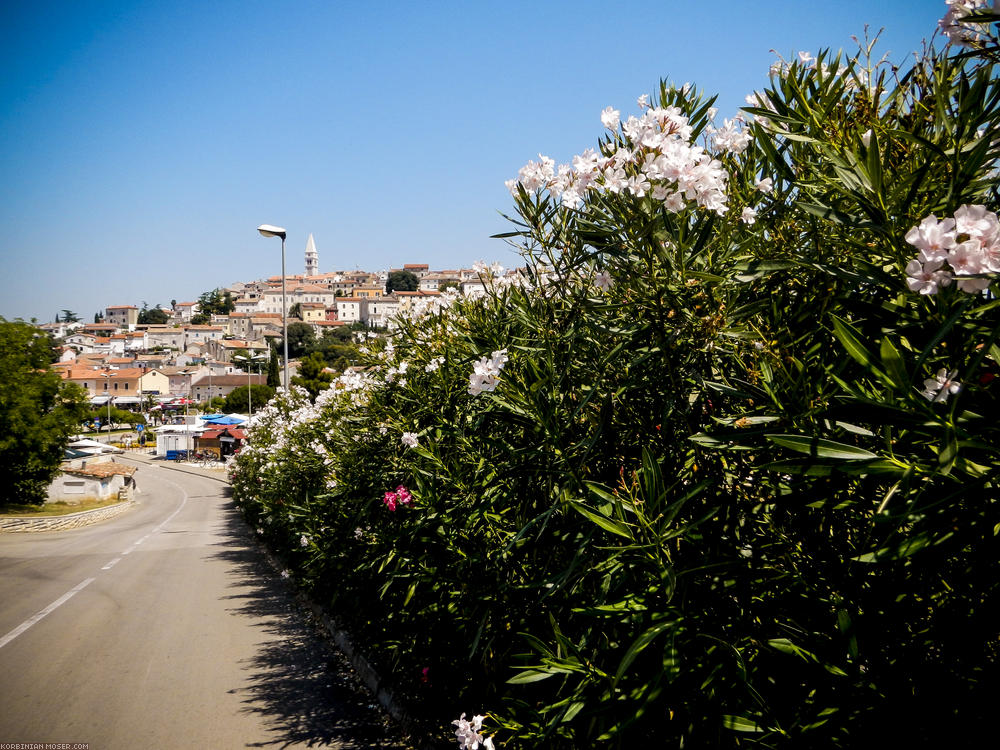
[304,233,318,276]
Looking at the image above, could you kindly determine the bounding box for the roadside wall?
[0,499,133,533]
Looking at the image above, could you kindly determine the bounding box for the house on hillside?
[191,374,266,402]
[105,305,139,329]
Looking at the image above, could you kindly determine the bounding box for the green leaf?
[830,315,888,382]
[879,337,908,389]
[568,500,633,539]
[614,617,676,686]
[722,715,765,733]
[766,434,878,460]
[507,669,558,684]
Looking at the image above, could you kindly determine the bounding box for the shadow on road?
[207,504,414,749]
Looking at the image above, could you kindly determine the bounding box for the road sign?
[136,424,144,432]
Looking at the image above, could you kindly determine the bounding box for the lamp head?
[257,224,286,240]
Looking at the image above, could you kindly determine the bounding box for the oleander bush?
[232,8,1000,748]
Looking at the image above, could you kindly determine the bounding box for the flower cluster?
[468,349,509,396]
[452,713,494,750]
[939,0,997,46]
[922,368,962,402]
[401,431,419,448]
[382,485,414,511]
[505,96,730,215]
[904,205,998,295]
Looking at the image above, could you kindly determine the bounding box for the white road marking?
[0,577,96,650]
[0,467,196,651]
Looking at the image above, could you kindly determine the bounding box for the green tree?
[267,349,280,388]
[137,303,169,325]
[60,309,80,323]
[197,288,236,317]
[385,270,419,293]
[285,321,315,358]
[0,320,89,505]
[291,351,333,400]
[222,384,274,414]
[310,328,359,372]
[288,302,303,319]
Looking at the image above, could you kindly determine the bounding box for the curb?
[0,499,134,532]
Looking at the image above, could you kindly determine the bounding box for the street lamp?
[179,368,197,460]
[257,224,289,391]
[234,353,267,416]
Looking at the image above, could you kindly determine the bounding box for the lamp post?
[234,353,267,416]
[179,368,197,460]
[257,224,288,390]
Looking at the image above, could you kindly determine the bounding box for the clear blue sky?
[1,0,945,323]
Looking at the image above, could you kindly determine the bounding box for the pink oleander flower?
[905,258,952,295]
[383,485,413,511]
[395,485,413,507]
[905,214,956,263]
[383,491,398,511]
[904,206,997,295]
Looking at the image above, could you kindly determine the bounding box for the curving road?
[0,457,408,749]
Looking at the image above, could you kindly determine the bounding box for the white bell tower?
[304,233,319,276]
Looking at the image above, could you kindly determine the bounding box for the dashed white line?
[0,578,96,650]
[0,469,195,652]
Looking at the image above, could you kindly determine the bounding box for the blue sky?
[1,0,945,323]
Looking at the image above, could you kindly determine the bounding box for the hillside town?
[37,233,496,423]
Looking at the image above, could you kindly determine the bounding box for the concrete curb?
[0,499,133,532]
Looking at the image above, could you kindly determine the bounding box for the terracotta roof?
[63,463,136,479]
[200,427,247,440]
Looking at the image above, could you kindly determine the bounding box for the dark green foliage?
[222,384,275,414]
[137,303,169,324]
[0,320,89,505]
[267,349,280,388]
[285,322,316,358]
[86,406,146,427]
[230,27,1000,750]
[291,351,334,400]
[386,270,419,293]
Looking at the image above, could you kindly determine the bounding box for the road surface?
[0,457,409,749]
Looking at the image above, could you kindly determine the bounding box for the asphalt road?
[0,458,410,749]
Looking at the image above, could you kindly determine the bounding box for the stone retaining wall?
[0,499,133,532]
